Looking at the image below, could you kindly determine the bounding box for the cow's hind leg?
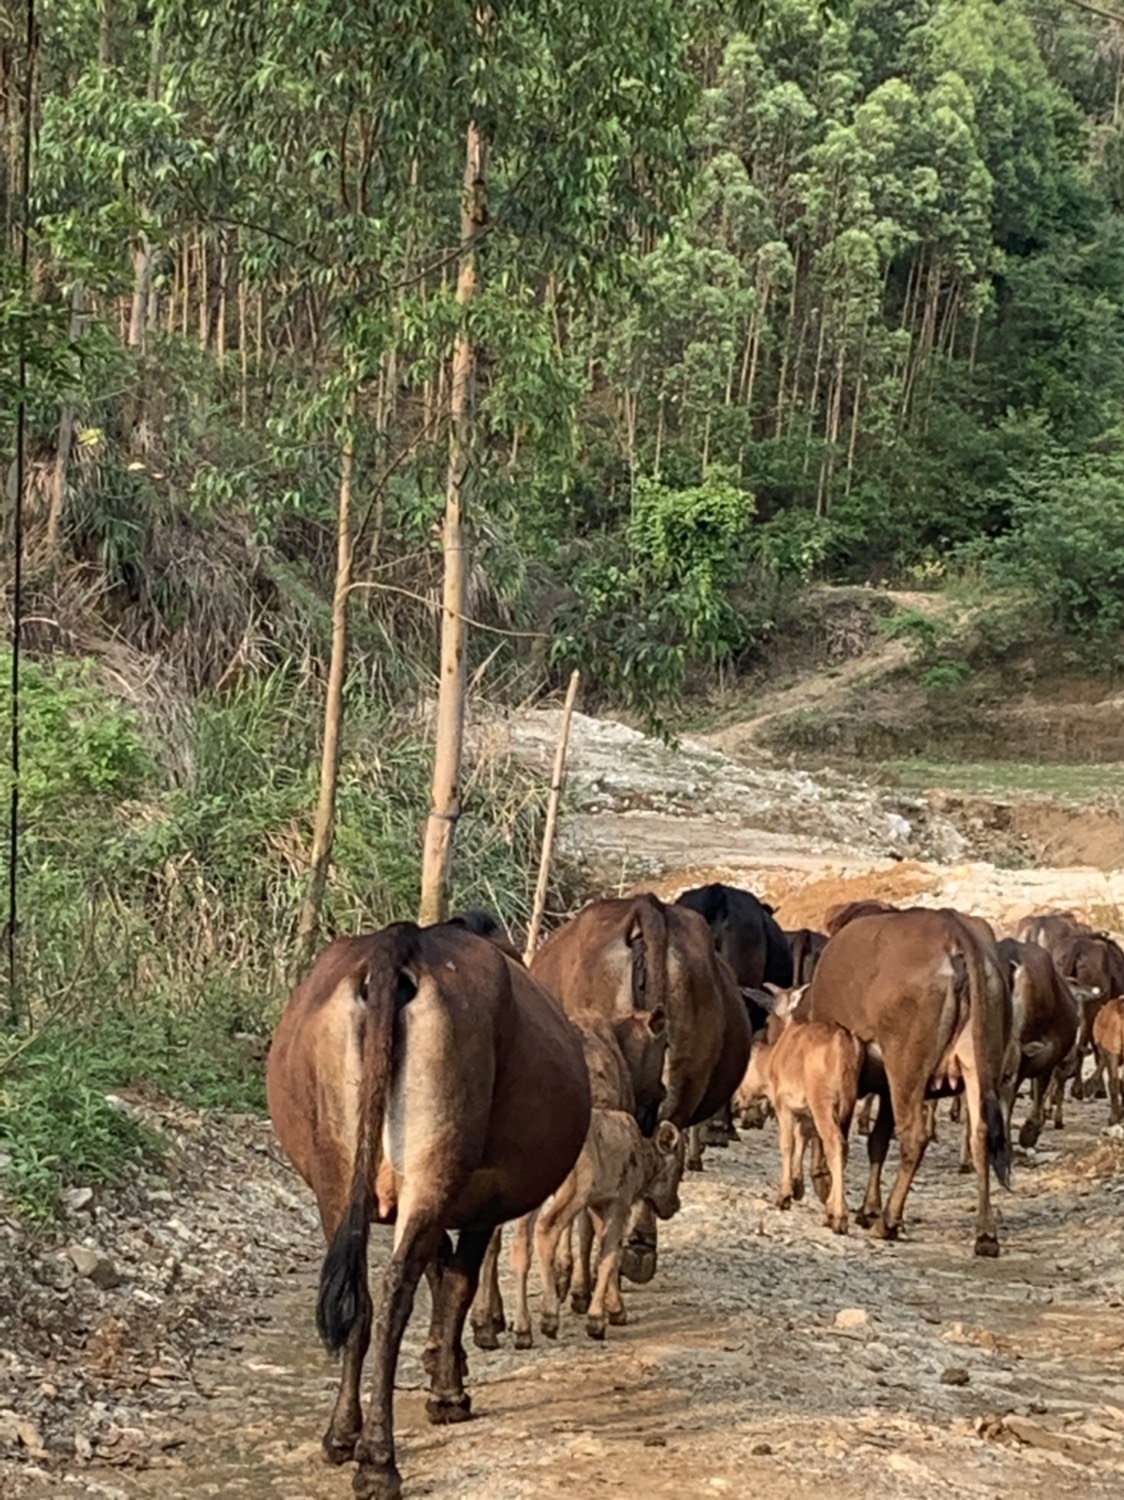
[354,1218,443,1500]
[874,1085,931,1242]
[856,1089,893,1229]
[586,1204,627,1340]
[686,1123,705,1172]
[469,1226,504,1351]
[510,1211,536,1350]
[421,1233,455,1382]
[570,1210,593,1315]
[535,1180,583,1339]
[322,1251,373,1467]
[1019,1076,1046,1150]
[426,1226,493,1426]
[960,1061,1007,1258]
[1103,1047,1123,1124]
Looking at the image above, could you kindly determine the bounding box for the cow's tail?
[316,923,419,1355]
[630,893,669,1018]
[959,924,1012,1190]
[837,1033,864,1134]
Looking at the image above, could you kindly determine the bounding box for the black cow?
[676,883,794,991]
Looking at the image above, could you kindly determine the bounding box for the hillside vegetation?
[2,0,1124,1211]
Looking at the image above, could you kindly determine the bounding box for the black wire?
[8,0,36,1028]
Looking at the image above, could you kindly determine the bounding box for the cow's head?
[645,1120,684,1220]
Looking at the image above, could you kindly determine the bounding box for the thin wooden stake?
[523,670,580,964]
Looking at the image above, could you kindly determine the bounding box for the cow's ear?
[647,1006,667,1037]
[655,1120,680,1155]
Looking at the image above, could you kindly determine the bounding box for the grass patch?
[0,993,267,1220]
[876,758,1124,805]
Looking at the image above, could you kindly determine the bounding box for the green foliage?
[980,446,1124,643]
[552,471,763,723]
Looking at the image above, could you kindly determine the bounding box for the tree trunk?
[127,17,162,354]
[294,394,357,969]
[417,108,488,927]
[46,283,86,555]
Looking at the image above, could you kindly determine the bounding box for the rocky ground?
[6,706,1124,1499]
[3,1092,1124,1500]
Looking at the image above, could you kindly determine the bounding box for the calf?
[1093,999,1124,1124]
[512,1111,684,1345]
[471,1006,668,1349]
[736,1021,862,1233]
[267,921,590,1500]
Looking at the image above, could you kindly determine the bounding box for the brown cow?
[470,1006,668,1349]
[510,1111,684,1346]
[996,938,1080,1149]
[799,908,1011,1256]
[1093,998,1124,1123]
[735,1020,863,1233]
[1016,911,1090,961]
[531,892,751,1281]
[823,899,899,935]
[1055,933,1124,1099]
[267,921,591,1500]
[785,928,828,985]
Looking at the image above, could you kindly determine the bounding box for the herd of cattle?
[265,886,1124,1500]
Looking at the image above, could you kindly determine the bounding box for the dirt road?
[6,1094,1124,1500]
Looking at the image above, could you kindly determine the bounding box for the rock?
[0,1407,21,1445]
[751,1441,773,1455]
[940,1366,971,1386]
[643,1434,667,1447]
[834,1307,869,1330]
[65,1245,122,1289]
[63,1186,95,1213]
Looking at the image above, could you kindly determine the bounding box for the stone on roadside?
[65,1244,122,1289]
[834,1307,869,1330]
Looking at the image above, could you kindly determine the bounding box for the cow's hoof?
[323,1431,359,1466]
[570,1292,590,1315]
[471,1323,499,1352]
[607,1307,628,1326]
[585,1316,607,1341]
[1053,1118,1065,1130]
[354,1452,402,1500]
[491,1312,506,1334]
[869,1215,899,1241]
[620,1243,657,1285]
[974,1234,1001,1259]
[1018,1119,1041,1149]
[513,1329,533,1351]
[1095,1085,1108,1100]
[540,1315,560,1340]
[775,1193,793,1211]
[426,1394,473,1426]
[855,1207,876,1229]
[686,1156,704,1173]
[791,1178,805,1202]
[354,1469,402,1500]
[958,1161,973,1175]
[827,1214,849,1235]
